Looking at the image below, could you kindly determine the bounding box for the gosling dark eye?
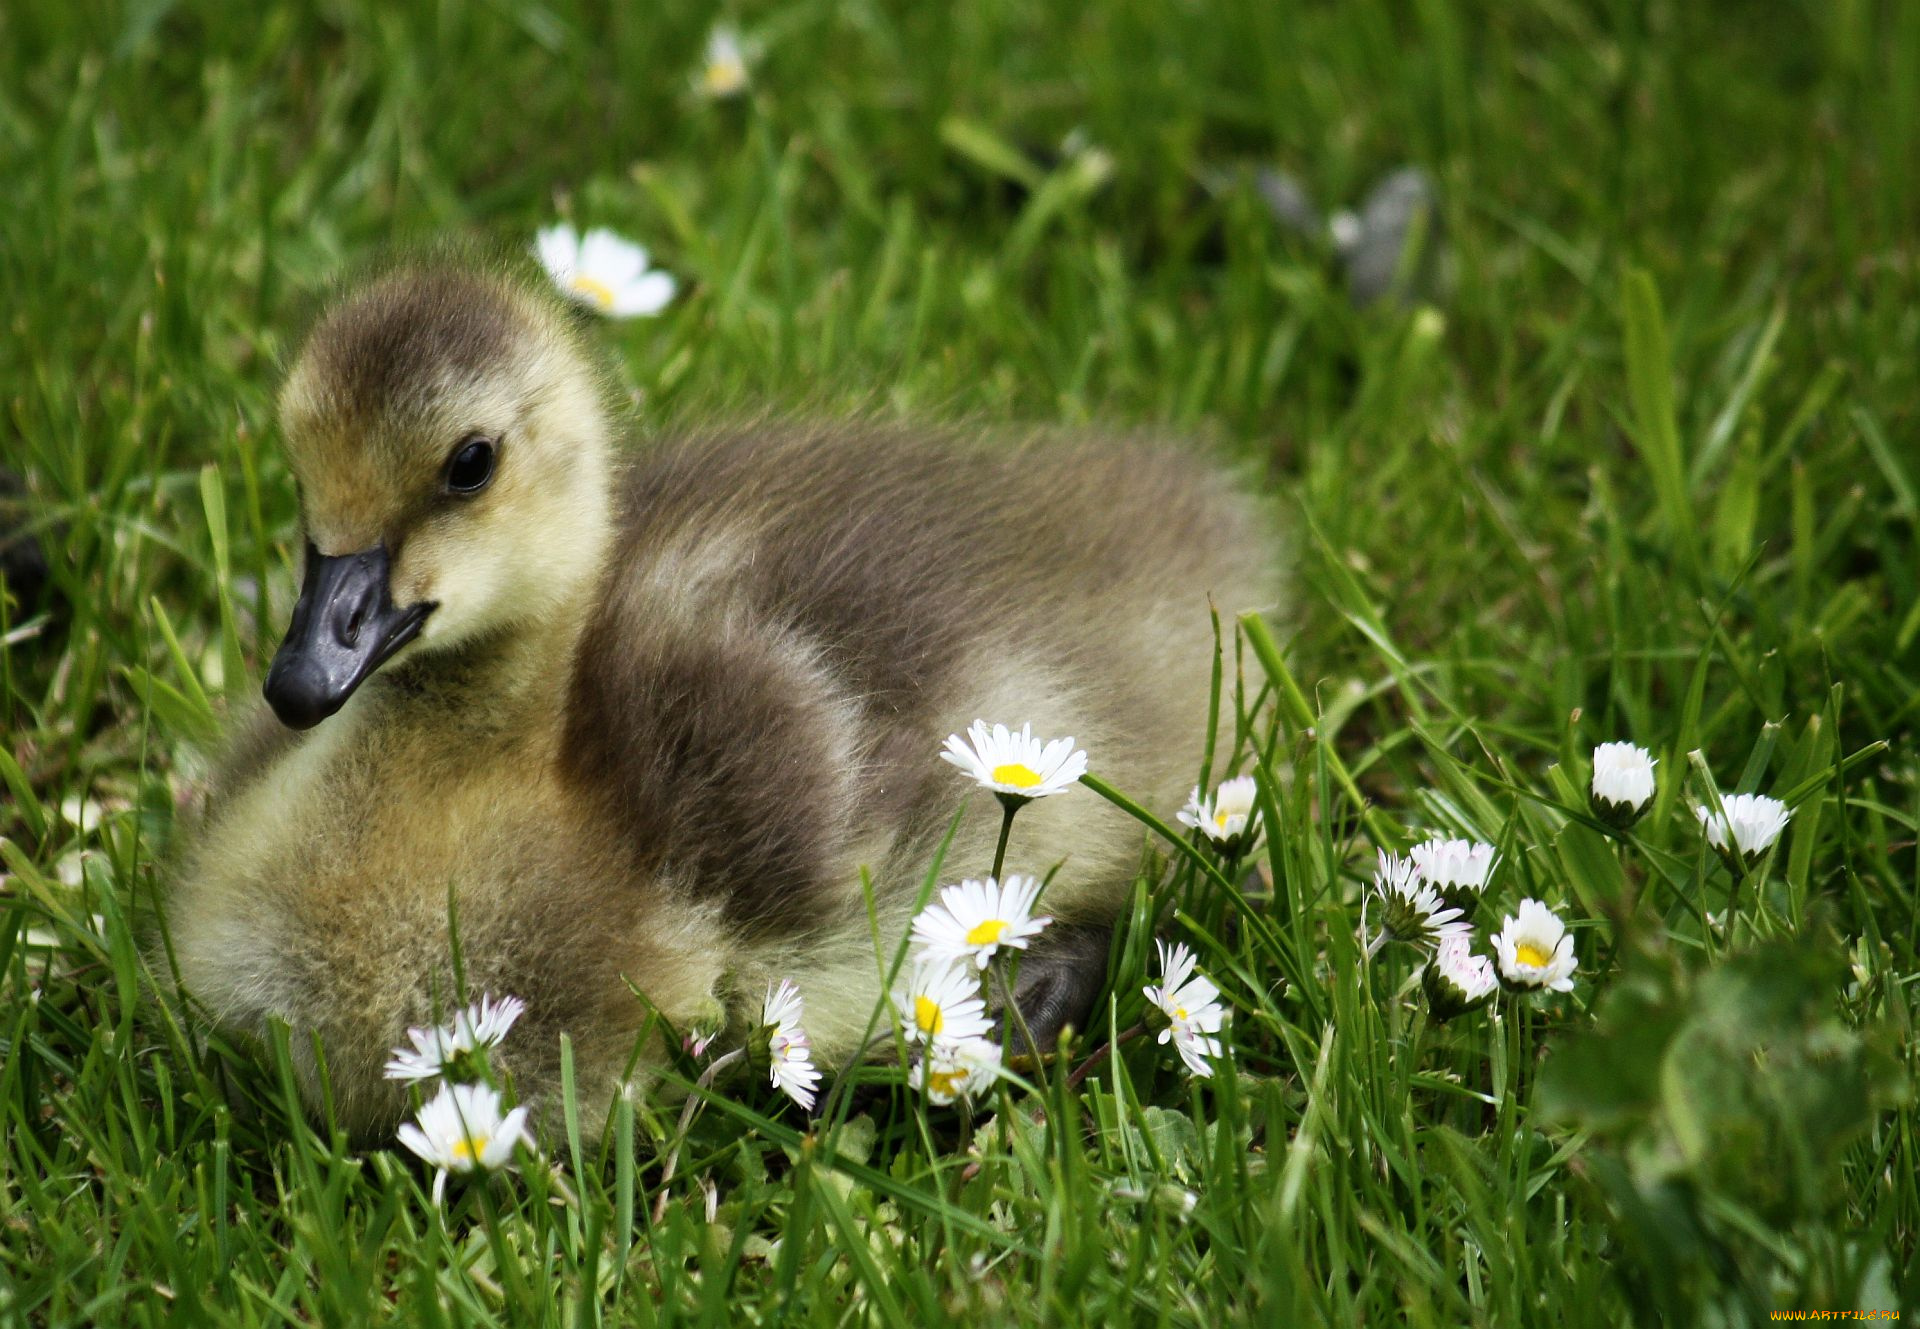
[444,436,496,496]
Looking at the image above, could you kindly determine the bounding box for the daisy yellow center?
[451,1133,488,1164]
[704,62,745,93]
[914,996,944,1035]
[927,1067,965,1097]
[965,918,1009,946]
[1515,941,1550,968]
[1173,1006,1189,1021]
[567,274,616,310]
[991,762,1044,788]
[1214,811,1231,829]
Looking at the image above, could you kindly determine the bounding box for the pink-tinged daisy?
[761,979,821,1110]
[1142,940,1227,1078]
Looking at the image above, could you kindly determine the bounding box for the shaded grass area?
[2,0,1917,1322]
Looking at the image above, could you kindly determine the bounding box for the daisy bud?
[1369,851,1470,949]
[1177,775,1263,856]
[1407,837,1496,920]
[1693,793,1790,873]
[1589,742,1656,828]
[1421,934,1498,1019]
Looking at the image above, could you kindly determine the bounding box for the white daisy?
[396,1081,531,1205]
[1408,836,1496,919]
[1590,742,1657,827]
[940,721,1087,803]
[383,993,527,1083]
[1421,933,1499,1019]
[761,979,821,1110]
[910,875,1052,971]
[1368,850,1469,949]
[534,224,678,319]
[917,1035,1003,1107]
[695,25,754,99]
[1491,899,1578,993]
[1142,940,1227,1078]
[1694,793,1791,865]
[1177,775,1262,851]
[894,960,993,1046]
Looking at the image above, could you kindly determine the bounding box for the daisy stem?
[1064,1023,1148,1090]
[991,961,1044,1062]
[990,801,1017,880]
[653,1047,744,1224]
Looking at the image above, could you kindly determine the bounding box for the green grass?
[3,0,1918,1323]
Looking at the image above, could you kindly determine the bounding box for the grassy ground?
[3,0,1918,1323]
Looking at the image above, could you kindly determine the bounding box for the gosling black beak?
[263,542,435,730]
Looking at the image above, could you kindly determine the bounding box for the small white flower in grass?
[894,960,992,1046]
[695,25,754,99]
[535,224,677,319]
[1368,850,1469,950]
[1142,940,1226,1078]
[1421,933,1499,1019]
[1491,899,1578,993]
[918,1035,1003,1106]
[910,874,1051,971]
[1178,775,1262,853]
[397,1081,531,1205]
[1694,793,1791,868]
[1591,742,1657,828]
[940,721,1087,805]
[761,979,821,1110]
[383,993,526,1083]
[1409,836,1496,919]
[459,993,527,1048]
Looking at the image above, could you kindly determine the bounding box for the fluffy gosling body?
[166,259,1282,1140]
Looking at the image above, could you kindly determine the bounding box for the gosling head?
[264,262,614,730]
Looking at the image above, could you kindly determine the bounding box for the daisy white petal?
[1694,793,1790,865]
[534,223,677,320]
[940,720,1088,802]
[894,960,992,1046]
[382,992,525,1083]
[761,979,820,1109]
[1177,775,1262,852]
[1142,940,1227,1079]
[579,227,647,284]
[1422,933,1498,1019]
[383,1025,459,1084]
[1408,836,1496,919]
[1369,850,1469,949]
[1590,742,1657,827]
[455,993,526,1049]
[1491,899,1578,993]
[910,874,1052,971]
[535,224,581,277]
[696,25,754,99]
[918,1035,1003,1106]
[611,269,678,317]
[397,1081,531,1194]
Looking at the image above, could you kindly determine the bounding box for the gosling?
[166,258,1281,1140]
